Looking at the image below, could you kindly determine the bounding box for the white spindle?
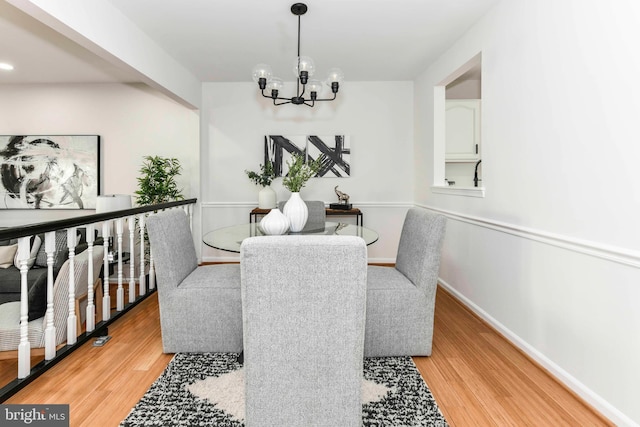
[116,217,125,311]
[149,245,156,290]
[43,231,56,360]
[86,224,96,332]
[66,228,78,345]
[102,221,111,321]
[138,214,146,296]
[128,216,136,303]
[17,236,31,379]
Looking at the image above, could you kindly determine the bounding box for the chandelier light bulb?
[267,77,284,91]
[252,64,273,83]
[326,68,344,85]
[293,56,315,78]
[307,79,323,95]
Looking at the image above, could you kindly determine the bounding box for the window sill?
[431,185,485,198]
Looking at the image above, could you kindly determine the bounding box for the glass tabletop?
[203,221,379,253]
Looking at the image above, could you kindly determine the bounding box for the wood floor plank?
[3,287,613,426]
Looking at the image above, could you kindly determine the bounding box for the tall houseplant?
[135,156,184,206]
[245,160,276,209]
[135,156,185,260]
[282,153,322,232]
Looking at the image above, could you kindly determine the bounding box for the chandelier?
[252,3,344,107]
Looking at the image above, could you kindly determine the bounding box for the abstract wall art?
[307,135,350,178]
[0,135,100,210]
[264,135,350,178]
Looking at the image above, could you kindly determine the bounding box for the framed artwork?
[0,135,100,210]
[265,134,350,178]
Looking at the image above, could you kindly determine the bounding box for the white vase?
[283,192,308,232]
[258,186,277,209]
[259,208,290,235]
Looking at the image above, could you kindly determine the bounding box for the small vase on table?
[258,186,277,209]
[259,208,290,235]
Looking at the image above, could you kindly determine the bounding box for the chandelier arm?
[273,99,292,106]
[298,81,307,98]
[312,92,338,102]
[260,89,291,102]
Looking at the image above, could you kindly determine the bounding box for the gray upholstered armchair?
[365,208,446,357]
[145,208,242,353]
[241,235,367,427]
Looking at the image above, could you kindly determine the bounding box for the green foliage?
[245,160,275,187]
[134,156,185,206]
[282,153,322,193]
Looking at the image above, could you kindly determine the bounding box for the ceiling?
[0,0,495,85]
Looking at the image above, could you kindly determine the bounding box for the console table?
[250,207,363,226]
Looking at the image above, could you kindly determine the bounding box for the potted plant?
[135,156,184,206]
[281,153,322,232]
[245,160,276,209]
[134,156,185,261]
[282,154,321,193]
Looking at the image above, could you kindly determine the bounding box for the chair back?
[278,200,326,227]
[241,235,367,427]
[395,208,447,295]
[146,209,198,291]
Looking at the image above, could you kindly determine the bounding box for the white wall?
[200,81,414,262]
[0,83,200,241]
[414,0,640,425]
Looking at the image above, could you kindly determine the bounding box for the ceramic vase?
[259,208,290,235]
[258,186,277,209]
[283,192,308,232]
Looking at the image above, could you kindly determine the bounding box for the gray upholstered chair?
[278,200,326,231]
[365,208,446,357]
[145,208,242,353]
[241,235,367,427]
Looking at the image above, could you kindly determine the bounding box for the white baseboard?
[438,279,638,427]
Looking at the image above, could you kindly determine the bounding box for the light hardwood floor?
[3,287,612,426]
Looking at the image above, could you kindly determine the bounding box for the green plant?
[282,153,322,193]
[245,160,275,187]
[135,156,184,206]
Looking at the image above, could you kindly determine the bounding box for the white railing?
[0,199,196,398]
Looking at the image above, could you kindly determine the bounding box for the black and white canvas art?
[307,135,350,177]
[264,135,307,178]
[265,135,350,178]
[0,135,100,210]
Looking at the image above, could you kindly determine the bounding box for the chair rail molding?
[418,204,640,269]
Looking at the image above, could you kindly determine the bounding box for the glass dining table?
[203,221,379,253]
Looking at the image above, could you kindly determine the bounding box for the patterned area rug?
[120,353,448,426]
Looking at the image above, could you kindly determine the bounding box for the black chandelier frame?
[255,3,341,107]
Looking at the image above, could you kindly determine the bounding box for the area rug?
[120,353,448,426]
